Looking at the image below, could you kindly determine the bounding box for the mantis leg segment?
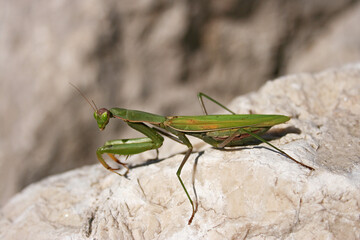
[97,138,160,176]
[177,147,196,225]
[241,128,314,171]
[152,126,185,145]
[217,129,243,148]
[97,122,164,175]
[96,150,126,176]
[197,92,236,115]
[173,133,198,225]
[107,153,130,175]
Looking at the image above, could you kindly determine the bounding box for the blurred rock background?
[0,0,359,206]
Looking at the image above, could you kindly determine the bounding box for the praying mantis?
[71,84,314,225]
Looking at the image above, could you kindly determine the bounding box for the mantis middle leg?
[172,131,197,225]
[197,92,236,115]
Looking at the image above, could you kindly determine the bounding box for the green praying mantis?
[71,84,314,225]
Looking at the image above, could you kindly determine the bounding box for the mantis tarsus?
[72,84,314,225]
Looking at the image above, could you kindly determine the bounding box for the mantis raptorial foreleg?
[96,122,164,176]
[107,153,130,175]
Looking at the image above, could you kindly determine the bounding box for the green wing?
[164,114,290,132]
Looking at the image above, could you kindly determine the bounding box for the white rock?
[1,65,360,239]
[2,0,360,207]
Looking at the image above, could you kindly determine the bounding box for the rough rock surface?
[1,0,360,206]
[1,65,359,239]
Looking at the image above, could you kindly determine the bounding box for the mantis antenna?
[69,82,98,112]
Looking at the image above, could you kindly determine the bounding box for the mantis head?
[94,108,112,130]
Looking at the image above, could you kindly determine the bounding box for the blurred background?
[1,0,360,206]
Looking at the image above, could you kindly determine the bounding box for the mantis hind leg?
[197,92,236,115]
[241,128,314,171]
